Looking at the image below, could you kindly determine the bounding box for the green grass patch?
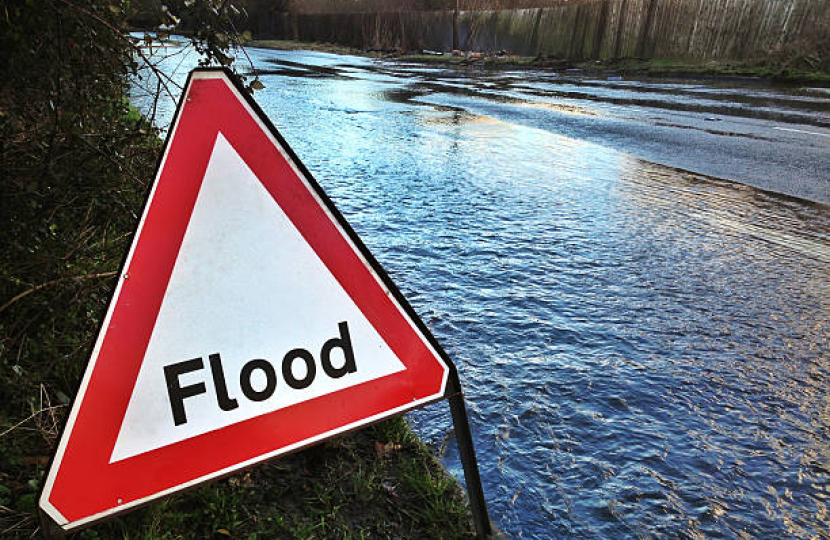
[91,417,474,540]
[574,58,830,84]
[0,411,475,539]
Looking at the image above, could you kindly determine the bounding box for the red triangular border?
[41,69,450,530]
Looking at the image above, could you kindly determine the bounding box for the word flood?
[164,321,357,425]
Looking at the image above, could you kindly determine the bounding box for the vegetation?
[247,40,830,84]
[67,418,473,539]
[247,0,830,84]
[586,58,830,85]
[0,1,474,538]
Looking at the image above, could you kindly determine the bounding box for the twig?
[227,16,257,80]
[51,0,182,100]
[1,515,33,535]
[0,404,67,440]
[0,271,117,314]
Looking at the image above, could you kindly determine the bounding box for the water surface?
[132,44,830,539]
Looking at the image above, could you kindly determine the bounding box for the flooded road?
[133,45,830,539]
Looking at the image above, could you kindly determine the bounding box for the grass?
[575,57,830,84]
[0,415,475,539]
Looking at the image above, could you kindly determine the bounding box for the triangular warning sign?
[40,69,451,533]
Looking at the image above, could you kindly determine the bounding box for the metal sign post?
[447,368,493,538]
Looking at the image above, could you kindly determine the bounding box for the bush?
[0,1,242,535]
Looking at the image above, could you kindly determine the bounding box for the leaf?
[108,5,120,14]
[21,456,49,466]
[250,79,265,91]
[216,52,235,66]
[374,441,401,458]
[382,481,398,498]
[216,529,231,536]
[16,493,36,512]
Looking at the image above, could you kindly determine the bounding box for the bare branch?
[0,404,68,440]
[51,0,182,100]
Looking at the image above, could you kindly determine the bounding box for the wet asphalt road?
[135,44,830,204]
[341,59,830,205]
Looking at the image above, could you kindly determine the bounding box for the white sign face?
[111,134,405,462]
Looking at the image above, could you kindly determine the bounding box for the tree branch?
[51,0,182,100]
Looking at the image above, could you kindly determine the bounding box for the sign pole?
[39,508,64,539]
[447,367,492,539]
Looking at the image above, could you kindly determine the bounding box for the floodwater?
[132,43,830,539]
